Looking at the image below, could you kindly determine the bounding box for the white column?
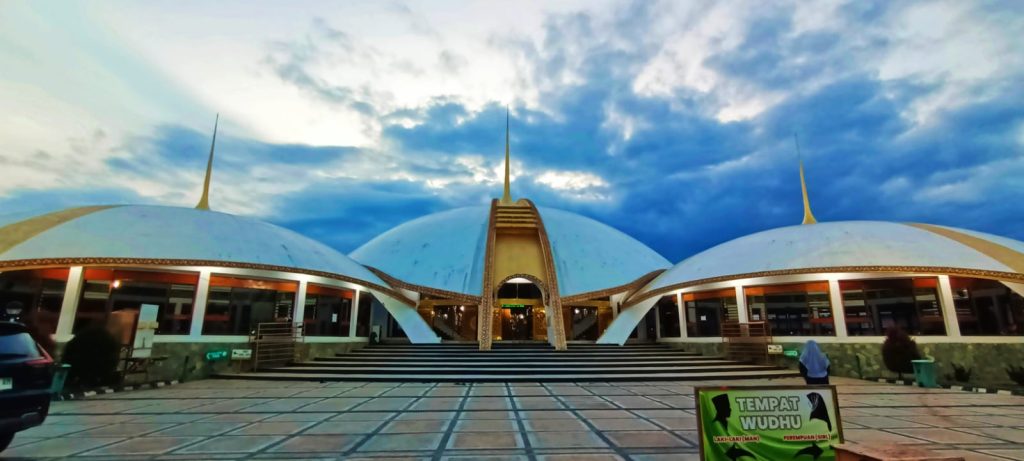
[937,275,961,337]
[828,278,849,338]
[55,266,85,340]
[654,301,662,340]
[734,285,749,323]
[189,269,212,337]
[293,279,308,337]
[349,289,360,337]
[677,292,687,338]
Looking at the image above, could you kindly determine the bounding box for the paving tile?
[464,397,512,410]
[536,454,625,461]
[303,420,385,434]
[447,431,523,449]
[408,397,463,411]
[152,421,248,436]
[395,411,457,420]
[228,421,317,435]
[579,410,634,419]
[175,435,285,453]
[523,418,590,431]
[265,412,335,422]
[353,397,416,411]
[460,410,516,420]
[454,418,518,432]
[297,397,368,412]
[628,454,702,461]
[560,396,618,409]
[890,428,1007,444]
[201,413,275,423]
[957,426,1024,443]
[977,449,1024,461]
[80,436,204,455]
[330,412,395,421]
[17,423,98,437]
[380,419,451,433]
[842,429,929,445]
[358,432,444,452]
[267,434,361,453]
[845,416,930,428]
[588,418,661,431]
[70,422,177,437]
[517,410,577,420]
[527,431,609,449]
[2,437,124,457]
[602,430,691,448]
[514,397,565,409]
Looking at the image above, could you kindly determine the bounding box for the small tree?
[881,327,920,380]
[63,324,122,388]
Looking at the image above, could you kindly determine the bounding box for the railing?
[252,322,300,371]
[721,321,772,364]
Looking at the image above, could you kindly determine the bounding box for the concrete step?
[215,369,800,383]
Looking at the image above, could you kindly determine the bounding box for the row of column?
[54,266,365,340]
[654,275,964,339]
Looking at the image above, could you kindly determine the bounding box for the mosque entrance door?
[501,307,533,340]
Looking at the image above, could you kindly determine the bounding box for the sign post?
[695,385,843,460]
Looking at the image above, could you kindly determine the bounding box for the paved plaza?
[2,377,1023,460]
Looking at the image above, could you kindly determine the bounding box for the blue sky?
[1,1,1023,262]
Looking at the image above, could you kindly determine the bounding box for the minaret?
[500,107,513,205]
[795,133,817,225]
[195,114,219,210]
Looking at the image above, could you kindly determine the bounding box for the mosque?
[1,114,1022,382]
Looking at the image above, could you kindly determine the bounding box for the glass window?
[951,277,1024,336]
[745,282,834,336]
[840,278,945,336]
[683,289,737,337]
[0,269,67,334]
[75,269,198,335]
[657,296,681,338]
[355,291,373,337]
[568,305,600,340]
[431,304,478,341]
[303,284,353,337]
[203,276,296,335]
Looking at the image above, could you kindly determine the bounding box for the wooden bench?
[835,444,965,461]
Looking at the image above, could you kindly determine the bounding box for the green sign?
[783,349,800,358]
[501,303,526,308]
[205,350,229,362]
[696,385,843,460]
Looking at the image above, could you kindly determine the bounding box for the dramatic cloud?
[2,0,1023,262]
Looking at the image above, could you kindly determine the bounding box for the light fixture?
[459,305,465,312]
[574,308,580,314]
[4,302,23,317]
[111,279,122,289]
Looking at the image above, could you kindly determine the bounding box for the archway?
[494,274,548,341]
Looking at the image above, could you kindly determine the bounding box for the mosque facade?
[1,114,1022,382]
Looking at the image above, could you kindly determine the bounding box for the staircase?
[216,343,799,383]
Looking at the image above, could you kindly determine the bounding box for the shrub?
[881,327,920,379]
[1008,366,1024,386]
[946,363,972,383]
[62,324,122,388]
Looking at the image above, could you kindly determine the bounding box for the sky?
[1,0,1023,262]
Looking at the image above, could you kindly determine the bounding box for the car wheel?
[0,432,14,452]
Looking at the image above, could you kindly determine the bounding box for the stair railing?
[252,321,301,371]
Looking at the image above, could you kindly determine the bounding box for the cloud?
[2,0,1024,264]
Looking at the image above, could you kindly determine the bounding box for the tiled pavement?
[2,377,1023,460]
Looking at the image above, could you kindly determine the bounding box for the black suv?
[0,321,55,452]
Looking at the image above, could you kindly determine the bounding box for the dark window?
[0,269,66,334]
[746,282,834,336]
[74,269,197,335]
[356,291,373,337]
[203,276,296,336]
[841,278,945,336]
[951,277,1024,336]
[303,285,353,337]
[683,289,737,337]
[657,296,681,338]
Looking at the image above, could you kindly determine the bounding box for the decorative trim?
[0,257,416,306]
[0,205,119,254]
[57,379,181,401]
[364,266,481,304]
[623,265,1024,308]
[909,223,1024,273]
[561,269,666,304]
[525,199,567,351]
[478,199,500,350]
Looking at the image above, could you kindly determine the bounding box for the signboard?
[132,304,159,358]
[767,344,783,355]
[205,350,229,362]
[501,303,526,308]
[696,385,843,461]
[231,349,252,360]
[784,349,800,358]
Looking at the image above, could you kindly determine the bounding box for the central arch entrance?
[494,277,546,341]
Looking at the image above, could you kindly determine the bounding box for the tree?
[881,327,921,380]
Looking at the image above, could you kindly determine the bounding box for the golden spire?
[195,114,219,210]
[500,106,512,204]
[795,133,817,225]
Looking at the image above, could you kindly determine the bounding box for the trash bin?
[912,357,937,388]
[51,364,71,395]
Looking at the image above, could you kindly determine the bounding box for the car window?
[0,331,41,358]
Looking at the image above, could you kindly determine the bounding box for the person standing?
[799,340,831,385]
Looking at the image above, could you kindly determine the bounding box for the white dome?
[637,220,1024,296]
[350,205,670,297]
[0,205,386,286]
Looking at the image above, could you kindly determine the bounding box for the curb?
[868,377,1024,396]
[56,379,181,401]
